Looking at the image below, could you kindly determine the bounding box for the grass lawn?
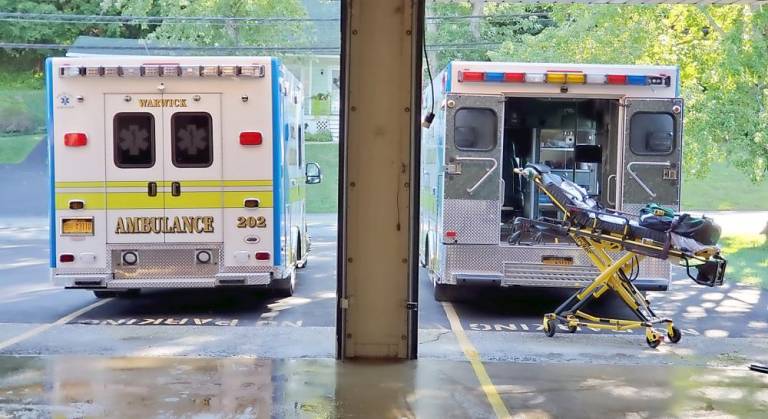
[681,162,768,211]
[0,134,44,164]
[719,234,768,289]
[306,142,338,213]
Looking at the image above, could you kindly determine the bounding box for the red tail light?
[255,251,271,261]
[239,132,263,145]
[445,230,457,240]
[64,133,87,147]
[59,254,75,263]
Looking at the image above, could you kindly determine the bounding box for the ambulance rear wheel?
[296,238,307,269]
[433,283,458,302]
[273,270,295,298]
[93,290,115,299]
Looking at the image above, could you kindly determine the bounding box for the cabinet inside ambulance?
[499,97,621,243]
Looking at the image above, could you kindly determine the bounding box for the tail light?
[445,230,457,242]
[240,132,263,146]
[59,254,75,263]
[255,252,271,261]
[64,133,87,147]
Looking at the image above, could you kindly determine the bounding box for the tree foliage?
[428,2,766,181]
[0,0,307,86]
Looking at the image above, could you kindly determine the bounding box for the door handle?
[626,161,670,198]
[147,182,157,197]
[452,156,498,194]
[171,181,181,197]
[606,174,616,206]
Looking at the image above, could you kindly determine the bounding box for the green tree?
[101,0,307,49]
[490,5,767,182]
[427,1,552,71]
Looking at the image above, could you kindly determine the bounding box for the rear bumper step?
[54,273,273,289]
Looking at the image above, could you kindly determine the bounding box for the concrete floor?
[0,356,767,418]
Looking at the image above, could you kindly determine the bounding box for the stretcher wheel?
[544,319,556,337]
[667,326,682,343]
[645,336,662,349]
[567,324,578,333]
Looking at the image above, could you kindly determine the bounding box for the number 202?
[237,216,267,228]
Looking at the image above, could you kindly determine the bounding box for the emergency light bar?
[59,64,266,79]
[457,70,671,87]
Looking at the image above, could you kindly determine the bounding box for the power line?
[0,11,550,26]
[0,41,504,53]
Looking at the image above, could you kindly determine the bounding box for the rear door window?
[454,107,498,151]
[629,112,675,155]
[114,112,155,168]
[171,112,213,168]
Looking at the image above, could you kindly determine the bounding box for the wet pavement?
[1,356,767,418]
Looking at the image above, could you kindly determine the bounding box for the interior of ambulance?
[499,97,621,243]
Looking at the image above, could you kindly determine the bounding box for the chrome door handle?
[453,156,498,195]
[606,174,616,205]
[626,161,670,198]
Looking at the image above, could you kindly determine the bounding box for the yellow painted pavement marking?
[0,298,112,352]
[442,302,511,419]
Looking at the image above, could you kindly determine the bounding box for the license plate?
[542,255,573,266]
[61,218,94,235]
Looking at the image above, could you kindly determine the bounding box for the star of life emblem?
[177,124,208,155]
[56,93,74,108]
[118,124,150,156]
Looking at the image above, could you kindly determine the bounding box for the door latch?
[444,163,462,175]
[662,166,678,180]
[147,182,157,197]
[171,181,181,197]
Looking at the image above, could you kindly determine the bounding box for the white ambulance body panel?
[421,61,683,299]
[47,56,310,294]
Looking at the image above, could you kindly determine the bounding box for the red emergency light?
[240,132,263,146]
[605,74,628,85]
[64,133,88,147]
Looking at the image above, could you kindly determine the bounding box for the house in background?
[288,0,341,142]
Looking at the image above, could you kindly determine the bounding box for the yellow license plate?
[61,218,94,235]
[542,256,574,266]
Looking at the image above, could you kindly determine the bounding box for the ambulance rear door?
[619,98,683,213]
[105,94,165,244]
[443,94,504,244]
[162,93,223,243]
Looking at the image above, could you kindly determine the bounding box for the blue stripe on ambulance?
[271,58,283,267]
[45,58,56,268]
[445,61,452,93]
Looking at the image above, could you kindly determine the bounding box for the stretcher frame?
[514,167,725,348]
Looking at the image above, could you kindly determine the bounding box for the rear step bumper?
[452,273,669,291]
[54,273,273,289]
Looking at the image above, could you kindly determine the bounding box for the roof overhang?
[477,1,766,4]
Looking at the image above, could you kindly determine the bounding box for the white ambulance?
[46,56,322,298]
[421,61,683,301]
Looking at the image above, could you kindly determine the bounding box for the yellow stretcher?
[512,165,727,348]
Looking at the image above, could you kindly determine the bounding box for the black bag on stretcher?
[639,204,721,246]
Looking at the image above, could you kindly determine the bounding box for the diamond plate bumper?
[54,273,273,289]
